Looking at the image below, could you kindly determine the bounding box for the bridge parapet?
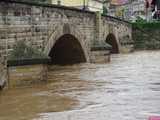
[103,15,131,26]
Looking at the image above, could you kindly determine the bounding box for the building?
[108,4,117,16]
[50,0,105,12]
[88,0,104,12]
[131,0,146,19]
[151,0,160,19]
[151,0,160,9]
[49,0,153,21]
[108,0,150,21]
[108,3,132,20]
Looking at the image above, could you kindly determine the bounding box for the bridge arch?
[49,34,86,65]
[44,23,90,65]
[44,23,90,64]
[106,33,119,54]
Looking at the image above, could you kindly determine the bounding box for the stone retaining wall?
[133,27,160,50]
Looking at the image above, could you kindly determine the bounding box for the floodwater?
[1,51,160,120]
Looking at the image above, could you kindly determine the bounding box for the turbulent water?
[1,51,160,120]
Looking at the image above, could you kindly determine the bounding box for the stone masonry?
[0,0,133,88]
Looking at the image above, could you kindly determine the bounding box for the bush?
[8,40,48,60]
[135,16,146,23]
[132,21,160,29]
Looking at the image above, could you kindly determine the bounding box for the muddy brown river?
[1,51,160,120]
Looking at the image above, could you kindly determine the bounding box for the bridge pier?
[90,49,111,63]
[90,12,112,63]
[0,70,7,90]
[0,37,7,90]
[6,59,49,88]
[0,78,6,90]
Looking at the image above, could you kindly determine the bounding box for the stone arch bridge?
[0,0,133,87]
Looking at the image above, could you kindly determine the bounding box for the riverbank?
[132,22,160,50]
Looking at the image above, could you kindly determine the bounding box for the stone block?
[8,64,48,88]
[91,50,111,63]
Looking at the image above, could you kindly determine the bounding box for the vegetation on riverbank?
[132,21,160,29]
[132,21,160,50]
